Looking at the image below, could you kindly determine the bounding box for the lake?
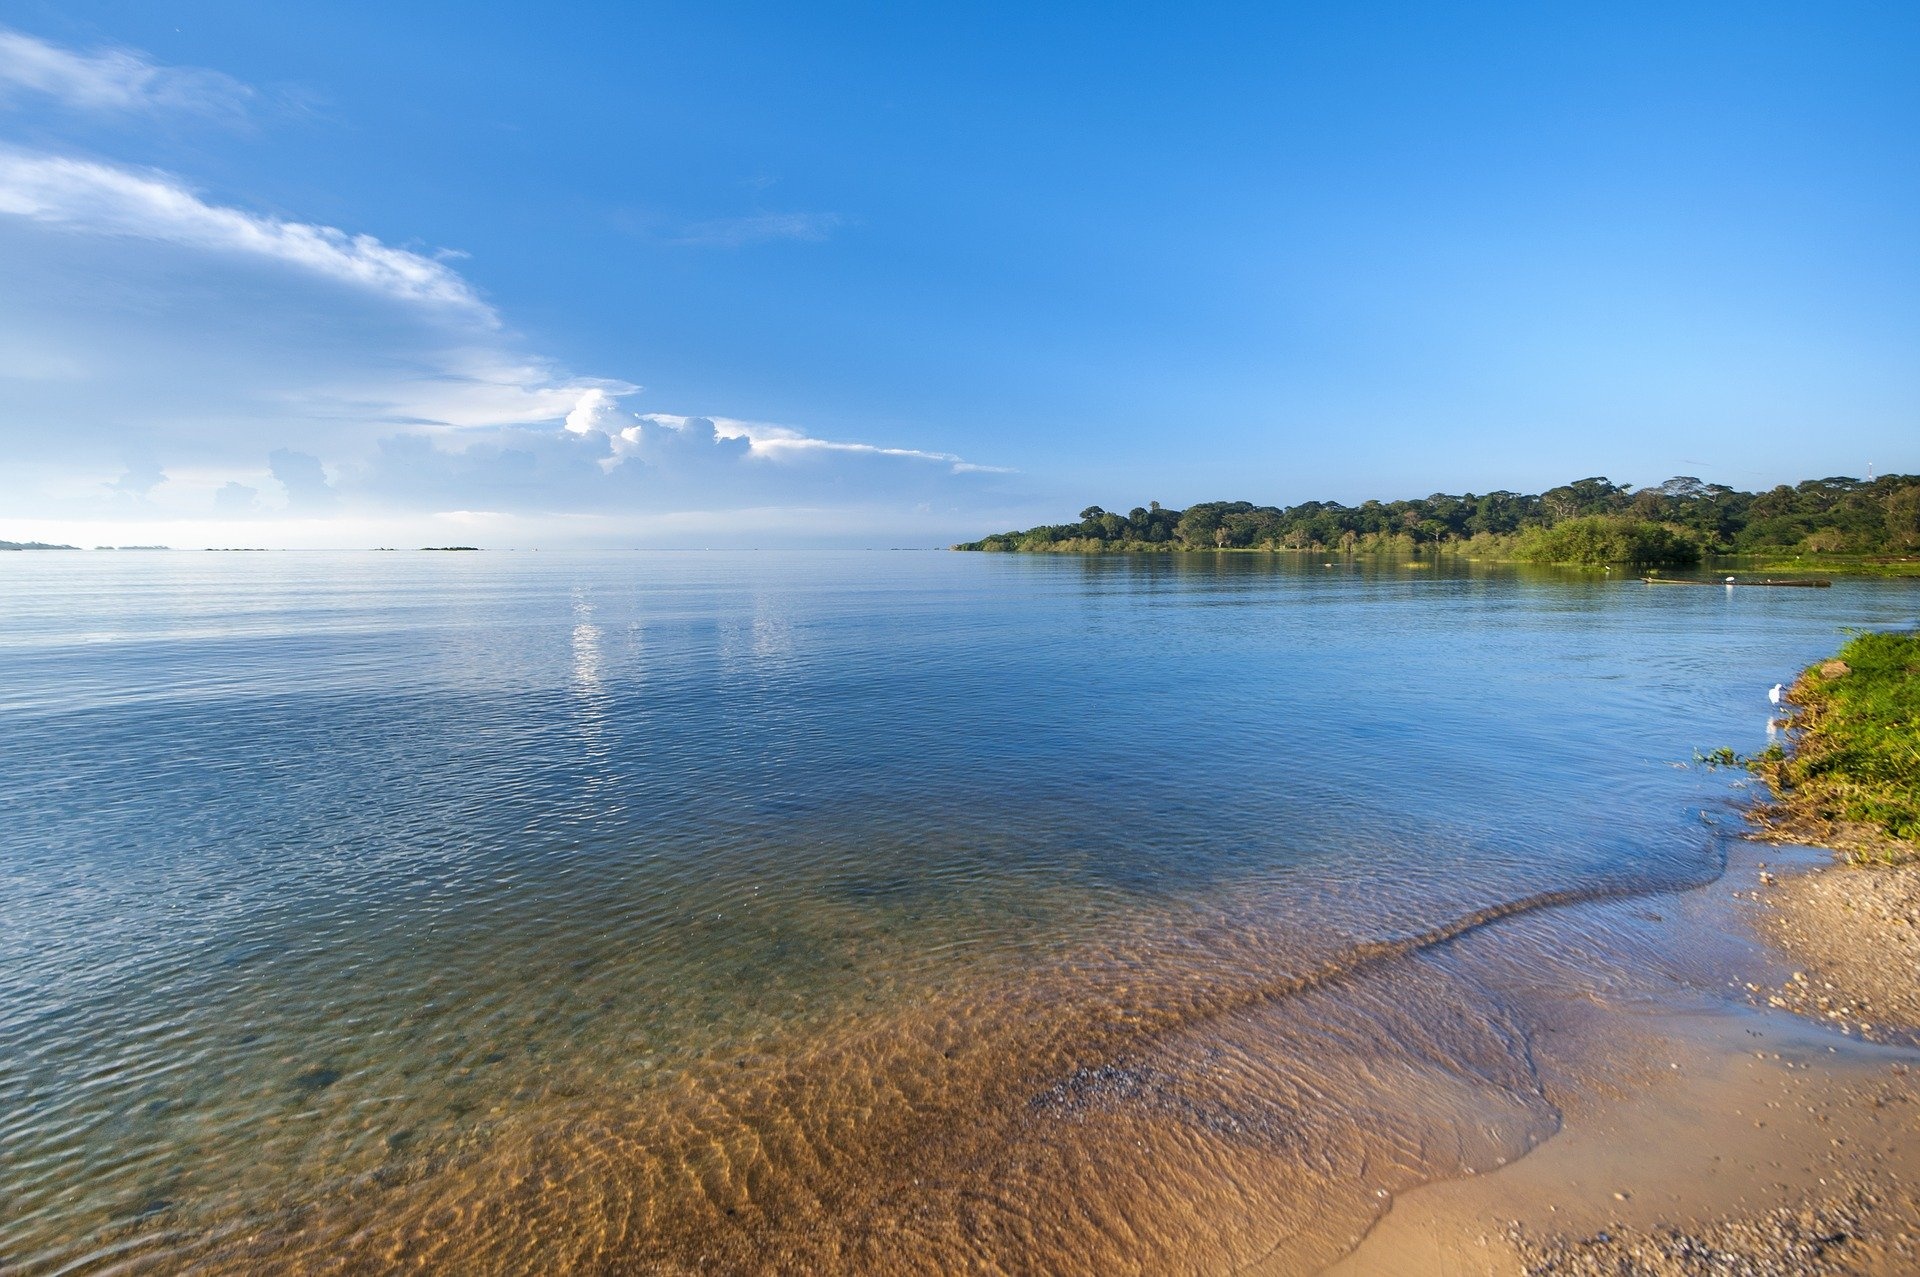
[3,551,1914,1273]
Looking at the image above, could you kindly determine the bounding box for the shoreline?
[953,545,1920,576]
[1326,842,1920,1275]
[1332,631,1919,1270]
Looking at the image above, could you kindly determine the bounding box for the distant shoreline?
[956,474,1920,570]
[957,541,1920,577]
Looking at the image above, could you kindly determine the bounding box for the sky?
[0,1,1916,548]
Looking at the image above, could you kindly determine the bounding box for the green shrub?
[1514,516,1701,566]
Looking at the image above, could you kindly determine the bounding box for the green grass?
[1758,631,1920,861]
[1712,554,1920,578]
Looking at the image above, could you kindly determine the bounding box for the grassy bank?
[1713,554,1920,578]
[1751,631,1920,863]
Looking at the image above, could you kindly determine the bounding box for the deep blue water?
[2,551,1914,1272]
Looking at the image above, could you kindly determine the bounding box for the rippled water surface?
[3,551,1915,1273]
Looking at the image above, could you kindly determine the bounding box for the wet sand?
[1329,849,1920,1276]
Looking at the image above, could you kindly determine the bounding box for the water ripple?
[2,550,1913,1272]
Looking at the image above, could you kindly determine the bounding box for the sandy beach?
[1329,847,1920,1276]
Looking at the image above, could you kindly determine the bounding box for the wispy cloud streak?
[0,26,253,117]
[0,149,487,313]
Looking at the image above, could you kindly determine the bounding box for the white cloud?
[0,137,1008,537]
[564,386,628,435]
[0,148,486,313]
[0,26,253,117]
[672,211,844,247]
[324,348,635,434]
[0,171,629,508]
[0,145,643,469]
[628,413,1013,474]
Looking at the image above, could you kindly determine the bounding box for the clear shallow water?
[2,551,1915,1273]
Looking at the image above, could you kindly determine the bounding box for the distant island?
[955,474,1920,568]
[0,539,80,551]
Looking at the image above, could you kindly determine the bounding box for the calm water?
[2,551,1915,1273]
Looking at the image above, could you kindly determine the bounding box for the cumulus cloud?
[0,149,486,312]
[0,26,253,118]
[357,404,1021,513]
[622,414,1012,474]
[671,211,844,247]
[564,386,628,435]
[348,411,1012,522]
[323,349,635,434]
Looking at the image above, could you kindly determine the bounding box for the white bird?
[1769,683,1784,706]
[1725,576,1737,584]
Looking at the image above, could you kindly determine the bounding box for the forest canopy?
[954,474,1920,565]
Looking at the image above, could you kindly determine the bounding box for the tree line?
[955,474,1920,565]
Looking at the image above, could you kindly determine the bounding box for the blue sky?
[1,2,1915,547]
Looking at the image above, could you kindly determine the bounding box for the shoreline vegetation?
[955,473,1920,572]
[1745,631,1920,865]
